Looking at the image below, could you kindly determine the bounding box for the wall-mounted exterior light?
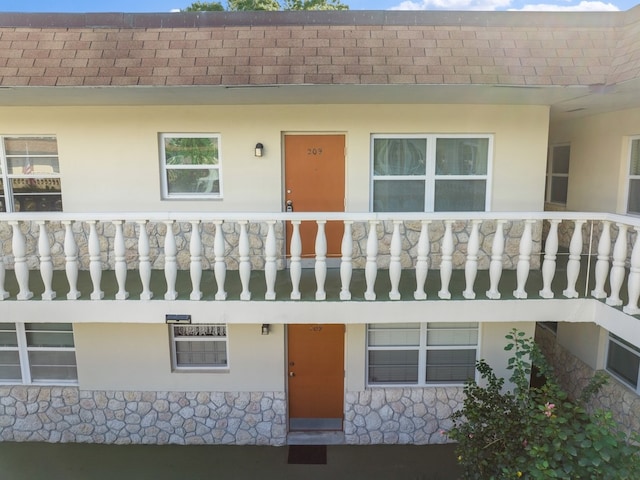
[255,143,264,157]
[261,324,270,335]
[165,314,191,324]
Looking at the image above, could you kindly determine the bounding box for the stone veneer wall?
[0,387,287,446]
[0,219,541,272]
[344,387,463,445]
[536,326,640,437]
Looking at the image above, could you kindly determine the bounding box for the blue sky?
[0,0,636,12]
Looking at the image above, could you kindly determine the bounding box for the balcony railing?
[0,211,639,315]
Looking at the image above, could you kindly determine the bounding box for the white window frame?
[159,133,223,200]
[170,324,229,371]
[370,134,493,212]
[366,322,479,387]
[606,333,640,393]
[545,143,570,206]
[0,135,62,213]
[0,322,77,385]
[626,136,640,215]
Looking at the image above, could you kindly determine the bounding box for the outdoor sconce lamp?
[255,143,264,157]
[165,314,191,324]
[261,324,270,335]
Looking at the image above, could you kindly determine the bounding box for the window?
[371,135,491,212]
[545,144,570,206]
[0,136,62,212]
[160,134,222,199]
[606,333,640,392]
[170,324,228,370]
[0,323,77,384]
[627,138,640,215]
[367,322,478,385]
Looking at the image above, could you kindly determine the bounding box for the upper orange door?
[284,134,346,257]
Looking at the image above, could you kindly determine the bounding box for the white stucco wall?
[0,104,549,213]
[555,322,606,370]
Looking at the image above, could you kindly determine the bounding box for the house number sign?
[307,148,323,156]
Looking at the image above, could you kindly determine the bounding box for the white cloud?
[511,1,619,10]
[390,0,512,11]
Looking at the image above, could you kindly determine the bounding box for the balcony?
[0,211,639,321]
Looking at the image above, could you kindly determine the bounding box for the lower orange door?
[288,324,345,430]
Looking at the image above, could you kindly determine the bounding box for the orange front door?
[284,134,345,257]
[288,324,345,430]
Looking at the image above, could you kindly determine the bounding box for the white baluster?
[88,221,104,300]
[315,221,327,301]
[539,219,560,299]
[9,221,32,300]
[514,219,535,299]
[563,219,585,299]
[624,227,640,315]
[163,220,178,301]
[438,220,454,300]
[0,256,9,300]
[414,220,430,300]
[289,221,302,300]
[463,220,481,300]
[591,220,611,299]
[113,221,129,300]
[365,220,379,301]
[213,221,227,301]
[389,221,402,300]
[63,220,80,300]
[607,223,628,306]
[189,221,203,301]
[265,221,277,300]
[486,220,506,299]
[137,220,153,300]
[37,221,56,300]
[340,221,353,301]
[239,221,251,301]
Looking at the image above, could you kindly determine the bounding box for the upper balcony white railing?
[0,211,640,315]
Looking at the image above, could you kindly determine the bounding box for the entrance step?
[287,431,345,445]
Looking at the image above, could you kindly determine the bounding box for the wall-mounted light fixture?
[255,143,264,157]
[261,324,270,335]
[165,314,192,324]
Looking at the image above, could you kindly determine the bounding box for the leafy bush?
[448,329,640,479]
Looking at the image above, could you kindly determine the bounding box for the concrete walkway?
[0,442,460,480]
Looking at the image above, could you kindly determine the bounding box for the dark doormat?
[287,445,327,465]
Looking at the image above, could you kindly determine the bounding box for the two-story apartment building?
[0,8,639,446]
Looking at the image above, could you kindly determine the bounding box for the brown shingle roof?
[0,9,636,88]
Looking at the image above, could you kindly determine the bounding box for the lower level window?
[171,324,228,370]
[367,322,478,386]
[0,323,77,384]
[607,333,640,392]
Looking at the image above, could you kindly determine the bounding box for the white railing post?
[189,220,203,301]
[607,223,628,307]
[624,227,640,315]
[0,256,8,300]
[514,219,535,299]
[463,220,481,300]
[591,220,611,299]
[414,220,430,300]
[9,221,32,300]
[563,220,585,299]
[63,220,80,300]
[265,221,277,300]
[539,219,561,299]
[239,221,251,301]
[438,220,454,300]
[113,220,129,300]
[163,220,178,301]
[87,220,104,300]
[486,220,506,299]
[340,221,353,301]
[290,221,302,300]
[389,220,403,300]
[137,220,153,300]
[315,221,327,301]
[37,220,56,300]
[365,220,379,301]
[213,221,227,301]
